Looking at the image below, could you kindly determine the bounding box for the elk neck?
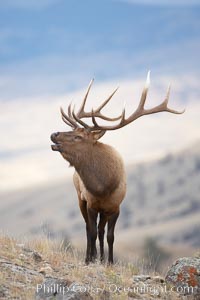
[73,141,124,198]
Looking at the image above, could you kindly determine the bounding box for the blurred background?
[0,0,200,272]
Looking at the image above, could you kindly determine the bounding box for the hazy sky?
[0,0,200,191]
[0,0,199,99]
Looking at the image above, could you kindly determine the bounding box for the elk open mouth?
[51,134,61,151]
[51,144,60,151]
[51,141,62,151]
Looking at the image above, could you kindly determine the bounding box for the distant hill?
[119,141,200,249]
[0,141,200,250]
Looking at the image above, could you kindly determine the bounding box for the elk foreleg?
[107,211,119,264]
[87,207,98,263]
[78,199,91,264]
[98,212,108,263]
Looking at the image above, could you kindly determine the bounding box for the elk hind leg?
[87,207,98,262]
[98,212,108,263]
[107,211,119,264]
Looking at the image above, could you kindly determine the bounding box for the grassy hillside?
[0,234,190,300]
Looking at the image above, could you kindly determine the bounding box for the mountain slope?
[0,141,200,249]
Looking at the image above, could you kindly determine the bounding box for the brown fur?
[51,128,126,263]
[51,75,184,264]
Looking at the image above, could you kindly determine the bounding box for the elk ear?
[92,130,106,141]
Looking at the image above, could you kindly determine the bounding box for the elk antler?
[61,72,185,131]
[60,79,122,129]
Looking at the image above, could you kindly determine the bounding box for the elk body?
[51,72,184,264]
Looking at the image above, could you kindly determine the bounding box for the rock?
[151,275,165,283]
[1,260,41,276]
[165,257,200,296]
[16,243,25,248]
[22,246,34,253]
[132,275,151,282]
[36,278,71,299]
[98,290,111,300]
[128,290,142,299]
[0,285,7,298]
[39,265,53,276]
[19,253,27,260]
[67,283,93,300]
[36,278,93,300]
[32,251,43,262]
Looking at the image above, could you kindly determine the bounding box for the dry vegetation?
[0,235,137,299]
[1,234,194,300]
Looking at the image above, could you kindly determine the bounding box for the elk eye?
[74,135,82,141]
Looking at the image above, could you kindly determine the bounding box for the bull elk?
[51,72,184,264]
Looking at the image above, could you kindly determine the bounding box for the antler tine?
[142,85,185,115]
[60,80,121,130]
[87,72,185,131]
[77,79,94,118]
[70,80,122,129]
[138,70,150,110]
[92,109,99,127]
[92,87,122,121]
[61,73,184,132]
[161,85,185,114]
[72,105,91,129]
[97,87,119,111]
[68,103,74,119]
[60,106,79,129]
[61,115,73,128]
[75,83,121,121]
[120,106,126,124]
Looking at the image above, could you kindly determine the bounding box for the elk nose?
[51,132,59,141]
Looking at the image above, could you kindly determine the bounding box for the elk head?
[51,72,185,165]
